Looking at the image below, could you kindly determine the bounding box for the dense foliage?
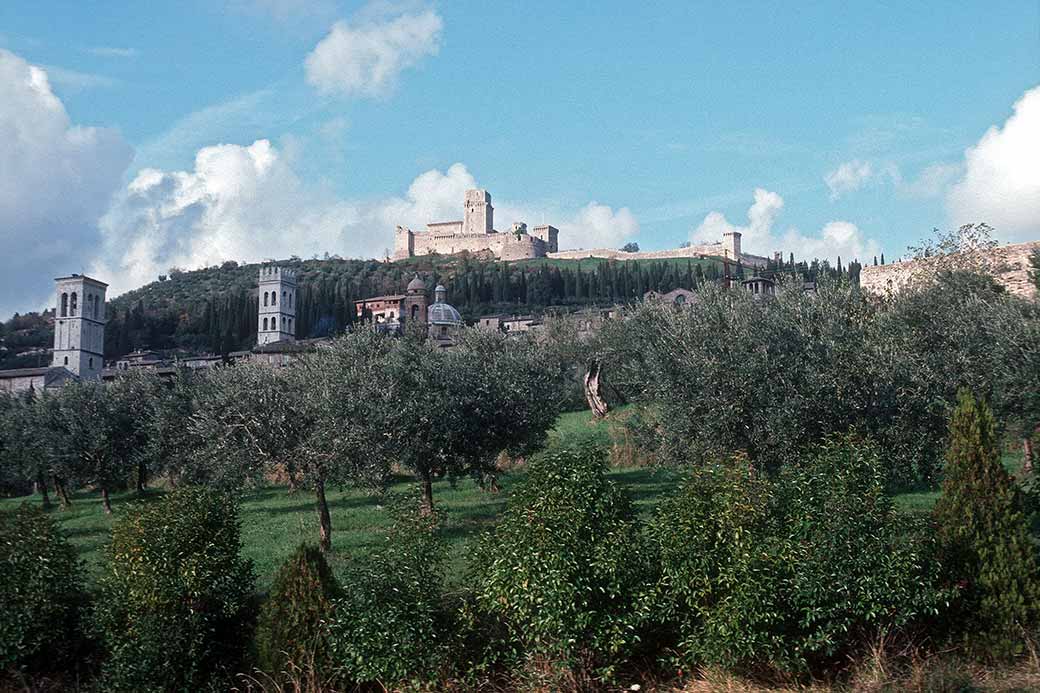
[599,273,1040,487]
[94,487,255,692]
[325,496,451,687]
[650,438,949,673]
[473,446,654,676]
[934,390,1040,659]
[255,543,341,679]
[0,505,85,674]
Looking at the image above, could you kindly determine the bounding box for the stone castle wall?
[547,244,771,268]
[859,241,1039,299]
[404,231,551,260]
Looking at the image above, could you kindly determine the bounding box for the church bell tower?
[52,274,107,380]
[258,265,297,345]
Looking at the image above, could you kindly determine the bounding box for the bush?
[934,390,1040,659]
[325,495,451,688]
[255,543,340,680]
[650,438,948,673]
[94,487,256,692]
[0,504,85,674]
[472,446,654,678]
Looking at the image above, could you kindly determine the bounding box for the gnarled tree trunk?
[101,487,113,514]
[315,477,332,553]
[584,361,609,419]
[420,468,435,515]
[53,475,71,509]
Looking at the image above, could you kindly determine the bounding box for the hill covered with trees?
[0,251,858,369]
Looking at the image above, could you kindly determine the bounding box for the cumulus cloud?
[305,7,442,97]
[691,189,880,264]
[93,154,641,298]
[0,48,132,317]
[946,85,1040,242]
[903,162,961,198]
[824,160,873,199]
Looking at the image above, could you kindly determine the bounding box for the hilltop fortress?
[393,188,773,268]
[394,189,559,261]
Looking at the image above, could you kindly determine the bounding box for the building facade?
[258,265,297,345]
[393,189,559,261]
[52,274,107,380]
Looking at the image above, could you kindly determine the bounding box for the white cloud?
[824,160,873,199]
[40,64,119,91]
[903,162,961,198]
[946,85,1040,242]
[0,49,132,317]
[93,154,641,298]
[305,8,443,97]
[691,188,880,264]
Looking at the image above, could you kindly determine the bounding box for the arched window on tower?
[95,296,101,319]
[271,292,277,306]
[263,292,269,307]
[288,318,292,333]
[289,292,293,308]
[263,317,269,331]
[282,291,286,305]
[411,304,419,321]
[70,292,78,316]
[61,293,68,317]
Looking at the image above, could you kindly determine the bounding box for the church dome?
[428,301,462,326]
[407,275,426,293]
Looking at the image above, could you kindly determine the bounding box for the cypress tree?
[934,389,1040,659]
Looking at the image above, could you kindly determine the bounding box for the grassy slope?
[2,406,1024,590]
[0,408,679,590]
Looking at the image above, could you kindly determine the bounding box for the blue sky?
[1,1,1038,317]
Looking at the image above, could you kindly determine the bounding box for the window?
[63,356,68,366]
[282,291,286,305]
[411,304,419,321]
[288,318,293,332]
[263,317,269,331]
[89,357,94,369]
[263,292,269,307]
[289,292,293,308]
[272,292,277,306]
[70,292,77,316]
[61,293,68,317]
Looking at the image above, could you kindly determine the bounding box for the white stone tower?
[463,189,494,235]
[258,265,297,345]
[722,230,742,261]
[52,274,107,380]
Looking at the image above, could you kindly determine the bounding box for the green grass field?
[2,406,1025,591]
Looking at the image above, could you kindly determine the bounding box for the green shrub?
[255,543,340,679]
[325,494,451,688]
[651,438,948,673]
[934,389,1040,659]
[472,446,654,677]
[0,504,85,674]
[94,487,256,692]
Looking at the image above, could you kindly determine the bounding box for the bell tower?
[258,265,297,345]
[52,274,107,380]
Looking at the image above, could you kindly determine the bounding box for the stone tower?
[722,230,742,260]
[403,274,428,324]
[463,189,494,235]
[258,265,297,345]
[52,274,107,380]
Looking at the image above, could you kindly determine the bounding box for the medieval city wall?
[408,232,549,260]
[859,240,1040,299]
[547,244,770,268]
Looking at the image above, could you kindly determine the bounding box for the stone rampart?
[547,245,769,267]
[859,241,1039,299]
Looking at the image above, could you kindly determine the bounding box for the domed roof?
[428,301,462,326]
[407,275,426,292]
[434,284,447,293]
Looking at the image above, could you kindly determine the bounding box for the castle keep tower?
[722,230,742,261]
[258,266,296,345]
[463,189,494,235]
[52,274,107,380]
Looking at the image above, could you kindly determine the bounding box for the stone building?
[258,265,297,345]
[859,240,1040,299]
[393,189,559,261]
[0,273,108,393]
[355,274,430,325]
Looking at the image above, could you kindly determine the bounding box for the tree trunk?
[53,475,71,509]
[420,469,434,515]
[1025,432,1035,475]
[314,477,332,553]
[36,473,51,510]
[101,487,113,514]
[136,460,147,494]
[584,361,609,418]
